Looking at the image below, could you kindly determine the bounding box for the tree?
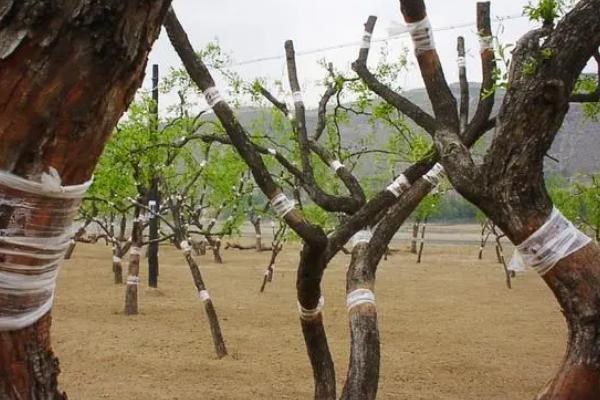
[390,0,600,398]
[164,4,495,398]
[0,2,171,398]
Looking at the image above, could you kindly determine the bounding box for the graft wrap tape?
[509,207,591,276]
[126,275,140,286]
[180,240,192,255]
[331,160,344,172]
[268,148,277,155]
[406,16,435,54]
[386,174,411,197]
[292,91,303,104]
[346,288,376,310]
[270,193,295,218]
[0,169,92,331]
[130,247,141,256]
[198,289,211,302]
[298,296,324,321]
[457,56,466,68]
[204,86,224,108]
[350,228,373,248]
[112,255,121,263]
[361,32,372,49]
[479,36,493,52]
[423,163,445,186]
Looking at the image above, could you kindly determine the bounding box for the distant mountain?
[233,82,599,179]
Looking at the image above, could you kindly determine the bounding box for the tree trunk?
[63,239,77,260]
[209,237,223,264]
[340,244,379,400]
[125,213,143,315]
[535,243,600,399]
[253,218,262,251]
[148,176,160,288]
[0,2,170,398]
[410,221,419,254]
[183,252,227,358]
[416,219,427,264]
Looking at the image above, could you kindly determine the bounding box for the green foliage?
[574,75,600,119]
[523,0,568,25]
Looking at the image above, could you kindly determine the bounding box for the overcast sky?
[143,0,589,110]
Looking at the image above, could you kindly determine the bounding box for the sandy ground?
[52,241,564,399]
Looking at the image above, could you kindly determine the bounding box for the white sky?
[143,0,592,110]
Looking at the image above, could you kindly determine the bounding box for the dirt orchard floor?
[53,241,564,400]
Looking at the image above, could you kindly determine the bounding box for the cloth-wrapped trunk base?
[0,170,90,331]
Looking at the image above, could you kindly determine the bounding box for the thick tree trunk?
[296,243,336,400]
[535,243,600,399]
[340,244,379,400]
[0,2,171,398]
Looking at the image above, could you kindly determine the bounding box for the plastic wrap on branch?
[0,170,92,331]
[479,35,493,53]
[361,31,372,49]
[330,160,344,172]
[204,86,224,108]
[423,163,445,186]
[346,288,376,311]
[270,193,295,218]
[386,174,411,197]
[509,207,592,275]
[298,296,324,321]
[407,17,435,54]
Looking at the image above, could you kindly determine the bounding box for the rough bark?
[0,2,171,398]
[340,244,379,400]
[183,252,227,358]
[396,1,600,398]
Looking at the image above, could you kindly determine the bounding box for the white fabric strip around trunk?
[346,288,376,310]
[292,91,303,104]
[361,32,372,49]
[423,163,445,186]
[298,296,325,321]
[0,169,91,331]
[386,174,411,197]
[406,16,435,54]
[203,86,224,108]
[198,289,211,302]
[479,36,493,52]
[509,207,591,276]
[330,160,344,172]
[126,275,140,285]
[270,193,295,218]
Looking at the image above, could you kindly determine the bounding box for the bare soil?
[53,241,564,399]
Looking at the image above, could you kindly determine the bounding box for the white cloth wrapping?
[508,207,591,275]
[0,169,91,331]
[386,174,411,197]
[346,288,376,310]
[406,16,435,54]
[203,86,224,108]
[298,296,324,321]
[270,193,295,218]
